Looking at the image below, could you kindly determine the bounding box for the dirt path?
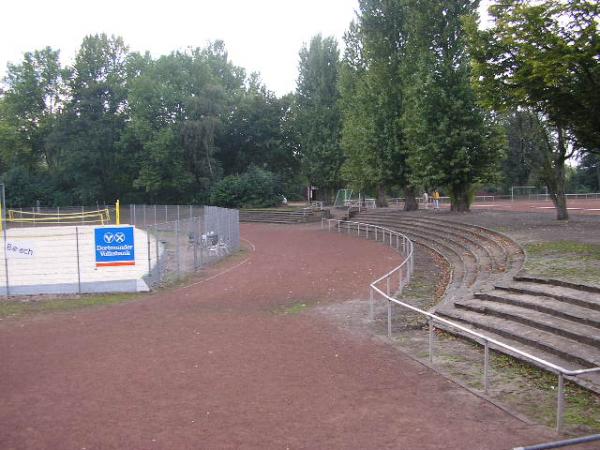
[0,223,555,449]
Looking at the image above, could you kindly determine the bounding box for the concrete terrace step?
[455,298,600,348]
[436,306,600,368]
[495,281,600,312]
[474,291,600,330]
[434,309,600,394]
[239,209,322,224]
[337,219,470,287]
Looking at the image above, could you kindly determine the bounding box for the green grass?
[526,241,600,257]
[273,301,315,315]
[0,293,143,318]
[491,353,600,429]
[524,240,600,285]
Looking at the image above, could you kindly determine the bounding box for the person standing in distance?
[433,190,440,210]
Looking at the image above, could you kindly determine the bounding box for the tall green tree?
[217,74,299,181]
[0,47,63,204]
[402,0,500,212]
[466,0,600,219]
[295,34,343,203]
[48,34,130,204]
[126,44,243,203]
[340,2,418,209]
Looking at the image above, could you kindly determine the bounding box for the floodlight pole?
[1,184,9,296]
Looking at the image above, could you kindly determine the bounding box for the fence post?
[175,219,181,279]
[1,192,9,296]
[143,205,147,227]
[193,217,199,269]
[75,227,82,294]
[155,226,160,284]
[147,229,152,277]
[154,204,157,225]
[164,205,168,223]
[557,373,565,433]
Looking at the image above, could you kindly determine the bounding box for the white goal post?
[511,185,549,201]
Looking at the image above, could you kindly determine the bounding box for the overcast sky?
[1,0,493,96]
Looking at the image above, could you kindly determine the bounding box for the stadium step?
[474,291,600,329]
[353,209,524,298]
[239,208,324,224]
[435,305,600,394]
[350,209,600,392]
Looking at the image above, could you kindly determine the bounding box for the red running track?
[0,223,555,449]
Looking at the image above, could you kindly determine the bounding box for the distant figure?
[422,192,429,209]
[281,195,288,205]
[433,190,440,210]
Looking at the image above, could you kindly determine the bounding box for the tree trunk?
[450,185,471,212]
[403,185,418,211]
[548,160,569,221]
[542,127,569,221]
[376,184,388,207]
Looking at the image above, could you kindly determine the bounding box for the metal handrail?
[323,217,600,434]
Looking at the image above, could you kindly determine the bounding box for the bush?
[210,166,282,208]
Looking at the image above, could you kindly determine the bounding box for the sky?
[1,0,493,96]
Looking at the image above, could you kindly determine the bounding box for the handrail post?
[387,299,392,338]
[375,227,377,241]
[484,340,490,393]
[429,317,434,362]
[557,373,565,433]
[357,223,360,236]
[338,220,341,233]
[369,287,374,321]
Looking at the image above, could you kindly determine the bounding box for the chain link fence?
[143,206,240,288]
[0,205,240,296]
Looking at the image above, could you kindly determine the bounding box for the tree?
[217,74,299,182]
[503,109,572,217]
[572,152,600,192]
[0,47,63,205]
[466,0,600,219]
[126,44,245,203]
[340,2,418,209]
[402,0,501,212]
[295,34,344,203]
[49,34,130,204]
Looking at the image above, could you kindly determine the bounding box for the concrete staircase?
[239,208,324,224]
[353,209,600,393]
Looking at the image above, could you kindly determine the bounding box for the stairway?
[239,208,324,224]
[353,209,600,393]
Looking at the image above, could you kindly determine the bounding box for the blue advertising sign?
[95,226,135,267]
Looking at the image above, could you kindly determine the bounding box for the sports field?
[467,198,600,215]
[0,223,560,449]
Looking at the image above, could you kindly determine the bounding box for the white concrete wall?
[0,225,158,296]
